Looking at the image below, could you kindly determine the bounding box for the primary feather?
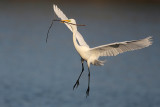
[90,36,152,58]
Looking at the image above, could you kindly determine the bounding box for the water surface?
[0,2,160,107]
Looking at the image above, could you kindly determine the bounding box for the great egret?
[52,5,152,97]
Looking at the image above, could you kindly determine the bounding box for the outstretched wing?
[90,36,152,57]
[53,4,89,47]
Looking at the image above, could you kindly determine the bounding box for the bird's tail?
[93,60,106,66]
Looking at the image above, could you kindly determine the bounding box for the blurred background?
[0,0,160,107]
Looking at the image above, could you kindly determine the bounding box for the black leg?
[73,58,84,90]
[86,67,90,97]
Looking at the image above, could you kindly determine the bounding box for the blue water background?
[0,2,160,107]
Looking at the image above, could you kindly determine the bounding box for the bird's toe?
[86,87,90,97]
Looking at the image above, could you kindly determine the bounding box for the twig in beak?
[46,19,85,43]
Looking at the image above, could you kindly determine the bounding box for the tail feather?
[93,60,106,66]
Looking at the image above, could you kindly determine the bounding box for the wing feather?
[90,36,152,58]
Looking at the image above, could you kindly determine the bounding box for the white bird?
[53,4,152,97]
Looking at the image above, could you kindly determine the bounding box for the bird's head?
[61,19,76,25]
[53,19,85,26]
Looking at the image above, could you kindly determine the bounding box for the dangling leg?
[73,58,84,90]
[86,67,90,97]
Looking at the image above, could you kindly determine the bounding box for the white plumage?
[53,4,152,97]
[90,36,152,57]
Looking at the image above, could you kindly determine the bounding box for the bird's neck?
[72,25,80,52]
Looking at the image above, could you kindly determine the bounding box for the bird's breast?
[76,46,90,60]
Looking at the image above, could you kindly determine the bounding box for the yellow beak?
[61,20,70,23]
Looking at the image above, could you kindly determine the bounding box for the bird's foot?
[73,80,79,90]
[86,87,90,98]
